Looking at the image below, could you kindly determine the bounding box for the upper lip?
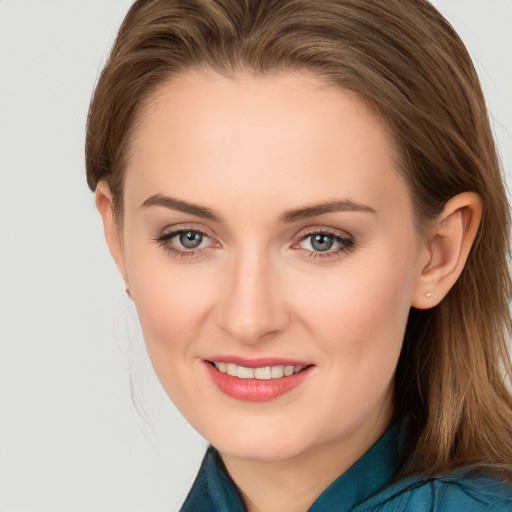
[204,355,313,368]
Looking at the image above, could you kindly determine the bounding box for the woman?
[86,0,512,510]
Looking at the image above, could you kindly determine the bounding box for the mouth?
[209,361,308,379]
[203,358,314,402]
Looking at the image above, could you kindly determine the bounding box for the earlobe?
[411,192,482,309]
[95,182,129,287]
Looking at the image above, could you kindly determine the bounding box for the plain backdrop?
[0,1,511,511]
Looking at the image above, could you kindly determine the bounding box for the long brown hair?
[86,0,512,478]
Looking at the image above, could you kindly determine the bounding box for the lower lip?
[204,362,313,402]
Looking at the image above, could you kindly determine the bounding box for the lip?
[203,357,314,402]
[206,355,312,368]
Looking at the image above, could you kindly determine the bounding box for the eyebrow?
[279,200,376,223]
[142,194,221,221]
[141,194,376,223]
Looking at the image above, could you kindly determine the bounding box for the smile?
[204,358,313,402]
[212,362,306,379]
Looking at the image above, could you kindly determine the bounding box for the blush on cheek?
[296,262,410,364]
[135,286,202,344]
[130,280,202,396]
[129,247,207,317]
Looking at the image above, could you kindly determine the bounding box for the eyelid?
[292,226,354,244]
[291,226,356,257]
[153,224,222,258]
[157,223,221,243]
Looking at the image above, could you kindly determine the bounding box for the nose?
[215,248,290,345]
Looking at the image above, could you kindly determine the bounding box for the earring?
[425,291,432,298]
[125,288,132,298]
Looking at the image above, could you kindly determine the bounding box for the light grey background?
[0,1,511,511]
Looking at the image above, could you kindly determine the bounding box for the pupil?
[312,234,333,251]
[180,231,203,249]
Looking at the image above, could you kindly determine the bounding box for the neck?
[221,409,392,512]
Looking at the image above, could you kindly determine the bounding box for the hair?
[86,0,512,479]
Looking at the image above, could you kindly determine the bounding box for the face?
[112,70,429,462]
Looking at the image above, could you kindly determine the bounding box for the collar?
[180,423,401,512]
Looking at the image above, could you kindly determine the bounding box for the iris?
[180,231,203,249]
[311,233,334,251]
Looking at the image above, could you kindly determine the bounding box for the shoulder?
[356,471,512,512]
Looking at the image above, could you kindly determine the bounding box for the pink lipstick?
[203,356,314,402]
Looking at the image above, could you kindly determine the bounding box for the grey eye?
[179,231,203,249]
[310,233,334,251]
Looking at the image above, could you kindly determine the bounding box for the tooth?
[237,366,255,379]
[284,365,294,377]
[217,362,306,379]
[271,365,284,378]
[254,366,272,380]
[227,363,238,377]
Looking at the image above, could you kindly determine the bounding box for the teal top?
[180,423,512,511]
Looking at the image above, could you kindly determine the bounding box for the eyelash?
[154,228,355,260]
[295,229,355,259]
[154,228,214,259]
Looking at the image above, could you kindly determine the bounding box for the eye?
[296,230,355,257]
[309,233,335,252]
[178,230,205,249]
[154,228,218,258]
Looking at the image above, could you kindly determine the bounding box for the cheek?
[295,249,415,369]
[125,256,222,417]
[124,246,218,360]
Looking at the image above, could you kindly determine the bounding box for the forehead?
[124,69,411,221]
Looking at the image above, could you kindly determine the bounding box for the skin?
[96,69,482,512]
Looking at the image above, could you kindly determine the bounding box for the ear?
[411,192,482,309]
[95,181,129,288]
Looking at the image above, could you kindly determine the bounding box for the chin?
[216,438,307,462]
[203,420,313,462]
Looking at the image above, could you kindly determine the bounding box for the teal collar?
[180,419,512,511]
[180,423,401,511]
[309,424,400,511]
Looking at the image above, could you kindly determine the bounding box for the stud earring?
[425,291,432,298]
